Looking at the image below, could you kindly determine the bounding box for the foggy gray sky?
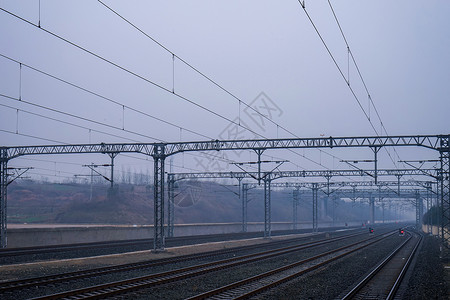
[0,1,449,182]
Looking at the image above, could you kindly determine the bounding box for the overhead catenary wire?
[326,0,406,171]
[93,2,354,173]
[0,55,266,170]
[0,53,211,141]
[296,1,405,174]
[0,56,309,173]
[0,7,267,140]
[2,5,357,180]
[0,93,276,172]
[0,128,63,144]
[0,101,144,143]
[0,53,304,171]
[97,0,300,139]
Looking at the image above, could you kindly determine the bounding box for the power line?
[2,5,352,177]
[326,0,405,170]
[94,1,351,172]
[0,128,64,144]
[0,93,162,141]
[0,93,244,168]
[0,102,143,143]
[296,1,404,172]
[0,53,212,141]
[1,54,267,169]
[0,55,306,173]
[0,54,304,171]
[1,128,217,175]
[97,0,301,140]
[0,7,267,139]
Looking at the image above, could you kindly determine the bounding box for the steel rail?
[0,230,298,258]
[341,230,421,300]
[0,238,153,258]
[0,231,362,293]
[386,232,423,300]
[28,230,385,300]
[187,231,397,300]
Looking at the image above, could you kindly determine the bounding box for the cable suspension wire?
[12,165,78,177]
[12,162,151,180]
[326,0,405,170]
[0,128,65,144]
[97,0,299,139]
[1,5,354,177]
[1,128,218,174]
[0,93,163,142]
[0,94,278,171]
[0,102,143,143]
[0,7,268,140]
[2,95,238,172]
[0,55,272,170]
[0,58,306,172]
[0,53,212,140]
[296,1,403,171]
[94,1,350,170]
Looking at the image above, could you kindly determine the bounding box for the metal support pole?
[325,175,331,217]
[89,163,93,201]
[255,149,264,185]
[426,183,432,234]
[312,183,318,232]
[167,174,175,238]
[0,148,7,248]
[372,146,380,185]
[415,192,422,230]
[378,186,383,223]
[235,177,242,232]
[293,188,299,230]
[264,178,271,238]
[108,153,117,189]
[242,183,248,232]
[332,195,336,227]
[369,193,375,225]
[396,174,402,198]
[152,144,166,252]
[436,179,441,238]
[439,140,450,245]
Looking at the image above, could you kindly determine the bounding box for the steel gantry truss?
[165,168,437,238]
[241,181,431,235]
[0,134,449,249]
[168,167,435,238]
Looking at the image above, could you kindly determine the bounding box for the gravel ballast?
[1,228,447,299]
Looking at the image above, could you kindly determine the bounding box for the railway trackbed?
[11,230,396,300]
[0,230,364,294]
[0,229,352,265]
[340,230,422,300]
[0,233,386,298]
[186,231,397,300]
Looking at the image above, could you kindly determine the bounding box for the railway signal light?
[399,229,405,236]
[369,227,374,234]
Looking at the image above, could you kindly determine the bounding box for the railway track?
[16,229,395,300]
[341,230,422,300]
[0,230,364,294]
[0,228,344,261]
[186,231,397,300]
[0,238,153,258]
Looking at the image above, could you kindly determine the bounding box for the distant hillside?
[7,180,377,225]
